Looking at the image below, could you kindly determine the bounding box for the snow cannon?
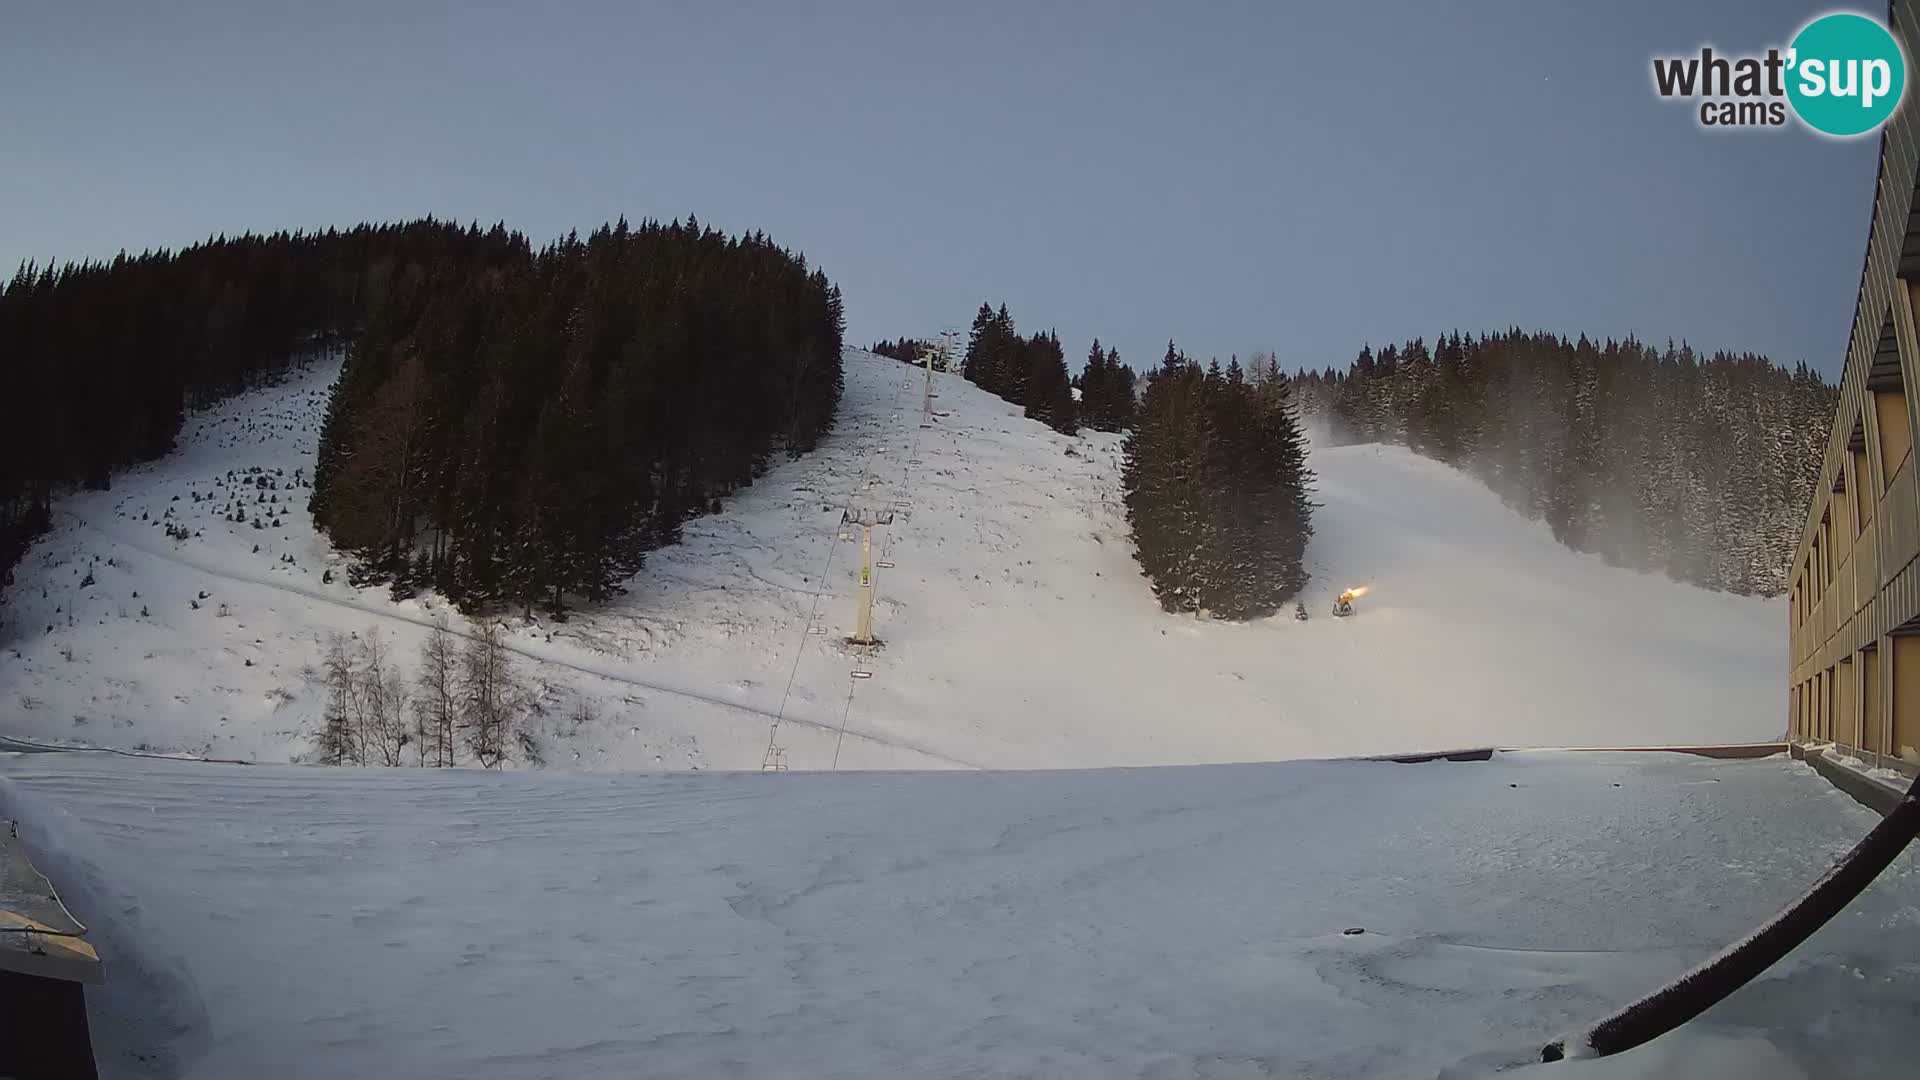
[1331,585,1368,618]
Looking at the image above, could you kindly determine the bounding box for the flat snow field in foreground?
[5,750,1918,1079]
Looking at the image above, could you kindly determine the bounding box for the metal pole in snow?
[853,523,875,645]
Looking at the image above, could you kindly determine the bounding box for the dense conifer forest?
[1076,338,1138,433]
[958,302,1078,436]
[0,218,844,615]
[1123,347,1315,619]
[956,302,1140,435]
[1,219,1832,621]
[0,221,522,602]
[1288,331,1835,596]
[310,218,844,616]
[867,337,935,365]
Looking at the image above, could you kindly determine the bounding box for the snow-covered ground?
[4,749,1914,1079]
[0,349,1784,770]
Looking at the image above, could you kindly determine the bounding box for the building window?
[1849,418,1872,533]
[1870,312,1911,490]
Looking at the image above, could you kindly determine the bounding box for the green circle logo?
[1787,12,1906,137]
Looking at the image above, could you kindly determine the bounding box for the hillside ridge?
[0,350,1783,769]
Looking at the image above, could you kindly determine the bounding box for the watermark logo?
[1651,10,1906,137]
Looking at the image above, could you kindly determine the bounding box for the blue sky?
[0,1,1880,376]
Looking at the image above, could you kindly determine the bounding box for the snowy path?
[6,750,1917,1079]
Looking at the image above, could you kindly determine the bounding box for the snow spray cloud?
[1650,10,1907,137]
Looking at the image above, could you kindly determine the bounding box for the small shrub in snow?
[516,730,544,767]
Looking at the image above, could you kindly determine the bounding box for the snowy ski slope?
[0,349,1784,769]
[4,748,1915,1078]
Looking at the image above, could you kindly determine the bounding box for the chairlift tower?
[842,506,894,645]
[921,326,958,424]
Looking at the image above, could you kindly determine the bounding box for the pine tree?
[1124,350,1223,613]
[994,304,1024,405]
[1023,330,1077,434]
[1107,347,1136,429]
[1081,339,1109,428]
[963,303,998,392]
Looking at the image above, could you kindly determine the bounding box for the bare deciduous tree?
[415,618,460,767]
[318,631,363,765]
[460,620,522,768]
[359,628,411,766]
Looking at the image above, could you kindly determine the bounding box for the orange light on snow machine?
[1332,586,1366,617]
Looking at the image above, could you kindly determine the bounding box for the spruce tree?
[1107,347,1136,430]
[1024,330,1077,434]
[1124,351,1222,613]
[1082,339,1109,428]
[1122,342,1315,618]
[963,303,997,391]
